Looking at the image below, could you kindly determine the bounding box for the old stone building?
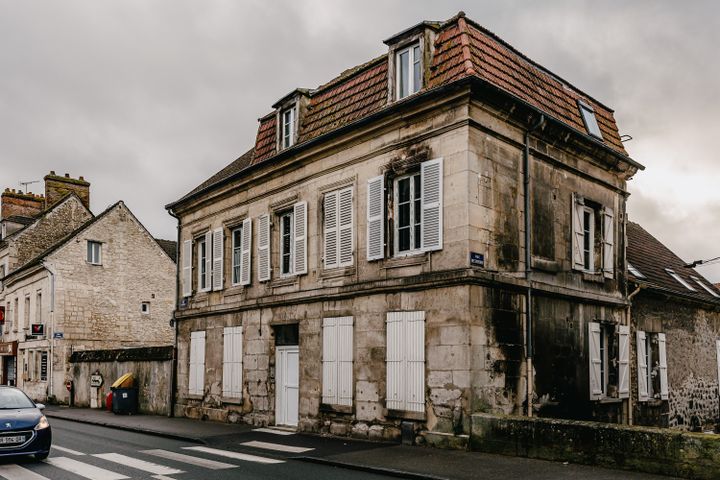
[0,173,176,402]
[626,222,720,430]
[166,13,645,439]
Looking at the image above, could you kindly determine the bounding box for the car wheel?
[34,451,49,461]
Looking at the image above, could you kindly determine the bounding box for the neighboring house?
[626,221,720,430]
[166,12,644,438]
[0,173,176,402]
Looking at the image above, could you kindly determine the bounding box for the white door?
[276,346,299,427]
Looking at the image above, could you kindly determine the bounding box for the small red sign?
[0,306,4,325]
[30,324,44,336]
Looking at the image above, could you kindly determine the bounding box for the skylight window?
[578,100,603,139]
[690,276,720,298]
[627,262,645,279]
[665,268,696,292]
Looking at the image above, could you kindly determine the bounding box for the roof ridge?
[456,16,477,77]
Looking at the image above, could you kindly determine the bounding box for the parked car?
[0,387,51,460]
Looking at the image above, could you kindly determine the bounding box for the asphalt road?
[0,418,393,480]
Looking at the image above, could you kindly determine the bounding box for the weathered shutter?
[324,191,338,269]
[293,201,307,275]
[572,193,585,270]
[240,218,252,286]
[618,325,630,399]
[189,331,206,396]
[257,214,271,282]
[602,206,615,279]
[658,332,669,400]
[182,240,192,297]
[338,187,354,267]
[405,311,426,413]
[637,330,649,402]
[420,158,443,252]
[223,326,243,398]
[367,176,385,261]
[212,228,224,291]
[386,312,404,410]
[322,317,337,405]
[203,231,212,291]
[337,316,354,406]
[588,322,602,400]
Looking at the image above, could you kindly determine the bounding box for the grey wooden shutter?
[189,331,206,396]
[618,325,630,399]
[222,326,243,399]
[588,322,602,400]
[386,312,404,410]
[257,214,271,282]
[405,311,426,413]
[602,206,615,279]
[420,158,443,252]
[182,240,192,297]
[240,218,252,286]
[338,187,354,267]
[293,201,307,275]
[367,176,385,261]
[337,316,354,406]
[572,193,585,270]
[637,330,649,402]
[658,333,669,400]
[324,191,338,269]
[322,317,338,405]
[212,228,224,291]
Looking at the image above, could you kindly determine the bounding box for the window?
[665,268,696,291]
[627,262,645,279]
[13,298,18,333]
[578,100,603,139]
[4,301,11,334]
[691,276,720,298]
[258,202,306,281]
[35,292,42,324]
[395,43,421,100]
[323,187,354,269]
[394,173,422,255]
[280,211,294,275]
[87,241,102,265]
[386,311,425,412]
[582,207,594,271]
[572,194,614,277]
[637,331,668,401]
[141,302,150,314]
[189,331,206,396]
[197,233,211,292]
[24,296,30,332]
[588,322,629,400]
[232,227,243,284]
[223,326,243,399]
[322,317,353,406]
[281,106,297,149]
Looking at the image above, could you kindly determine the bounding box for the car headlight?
[34,415,50,430]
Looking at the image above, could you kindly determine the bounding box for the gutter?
[167,209,181,418]
[626,284,643,426]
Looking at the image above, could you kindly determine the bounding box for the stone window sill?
[532,256,559,273]
[384,408,426,421]
[270,276,298,288]
[318,266,356,280]
[582,272,605,283]
[320,403,353,415]
[597,397,623,404]
[382,253,428,270]
[222,397,243,405]
[185,394,204,401]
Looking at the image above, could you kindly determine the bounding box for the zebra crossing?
[0,433,315,480]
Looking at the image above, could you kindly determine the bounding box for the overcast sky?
[1,1,718,281]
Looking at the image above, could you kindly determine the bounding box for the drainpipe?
[626,284,642,425]
[524,114,545,417]
[167,209,181,418]
[42,262,56,401]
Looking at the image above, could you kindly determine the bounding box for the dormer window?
[281,105,297,149]
[578,100,603,140]
[395,43,421,100]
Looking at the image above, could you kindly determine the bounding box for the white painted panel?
[338,317,354,406]
[189,331,206,396]
[637,330,648,402]
[618,325,629,399]
[257,214,271,282]
[321,318,337,404]
[366,175,385,260]
[338,187,354,266]
[386,312,404,410]
[324,191,338,269]
[588,322,602,400]
[212,228,224,290]
[658,333,669,400]
[420,158,443,252]
[240,218,252,285]
[181,240,192,297]
[223,326,243,398]
[572,193,585,270]
[602,206,615,279]
[293,202,307,275]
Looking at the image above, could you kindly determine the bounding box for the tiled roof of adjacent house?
[171,12,631,209]
[4,215,36,226]
[626,221,720,304]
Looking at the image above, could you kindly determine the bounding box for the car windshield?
[0,389,36,409]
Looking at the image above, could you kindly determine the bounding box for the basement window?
[690,276,720,298]
[627,262,645,278]
[578,100,603,139]
[141,302,150,314]
[665,268,696,291]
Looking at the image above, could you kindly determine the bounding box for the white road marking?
[240,440,314,453]
[93,453,184,475]
[151,476,177,480]
[253,427,295,436]
[52,445,86,456]
[0,464,50,480]
[46,457,129,480]
[141,449,236,470]
[183,446,285,464]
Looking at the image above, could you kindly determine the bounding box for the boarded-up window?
[189,331,206,396]
[322,317,353,406]
[386,311,425,413]
[223,326,243,399]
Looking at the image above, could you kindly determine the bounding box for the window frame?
[141,302,150,315]
[281,105,297,150]
[87,240,102,265]
[393,171,422,257]
[395,42,422,100]
[197,235,209,292]
[231,225,243,286]
[279,210,295,276]
[578,100,603,139]
[581,206,595,272]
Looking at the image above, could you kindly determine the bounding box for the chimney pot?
[64,173,70,178]
[79,176,84,181]
[50,171,55,176]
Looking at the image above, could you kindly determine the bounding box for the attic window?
[665,268,696,291]
[627,262,645,279]
[578,100,603,139]
[690,276,720,298]
[395,43,422,100]
[281,105,297,149]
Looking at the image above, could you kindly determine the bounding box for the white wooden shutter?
[203,231,212,291]
[572,193,585,270]
[405,311,426,413]
[618,325,630,399]
[337,316,354,406]
[189,331,206,396]
[182,240,192,297]
[293,201,307,275]
[223,326,243,398]
[338,188,354,267]
[257,214,271,282]
[658,332,669,400]
[637,330,649,402]
[322,317,338,405]
[421,158,443,252]
[588,322,602,400]
[367,175,385,261]
[386,312,404,410]
[240,218,252,286]
[212,228,224,291]
[602,206,615,279]
[324,191,339,270]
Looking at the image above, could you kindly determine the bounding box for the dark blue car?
[0,387,51,460]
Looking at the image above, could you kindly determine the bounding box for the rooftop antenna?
[19,180,40,194]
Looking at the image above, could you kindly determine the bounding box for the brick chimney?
[44,171,90,210]
[1,189,45,220]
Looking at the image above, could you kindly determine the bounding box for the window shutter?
[338,188,354,267]
[293,201,307,275]
[337,316,354,406]
[203,231,212,291]
[405,311,426,413]
[637,330,649,402]
[602,206,615,279]
[322,317,338,405]
[618,325,630,399]
[257,214,271,282]
[367,176,385,261]
[572,193,585,270]
[658,332,669,400]
[386,312,404,410]
[240,218,252,286]
[324,191,338,270]
[182,240,192,297]
[420,158,443,252]
[588,322,602,400]
[212,228,224,291]
[223,326,243,399]
[189,331,206,396]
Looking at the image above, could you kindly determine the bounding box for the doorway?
[275,345,299,427]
